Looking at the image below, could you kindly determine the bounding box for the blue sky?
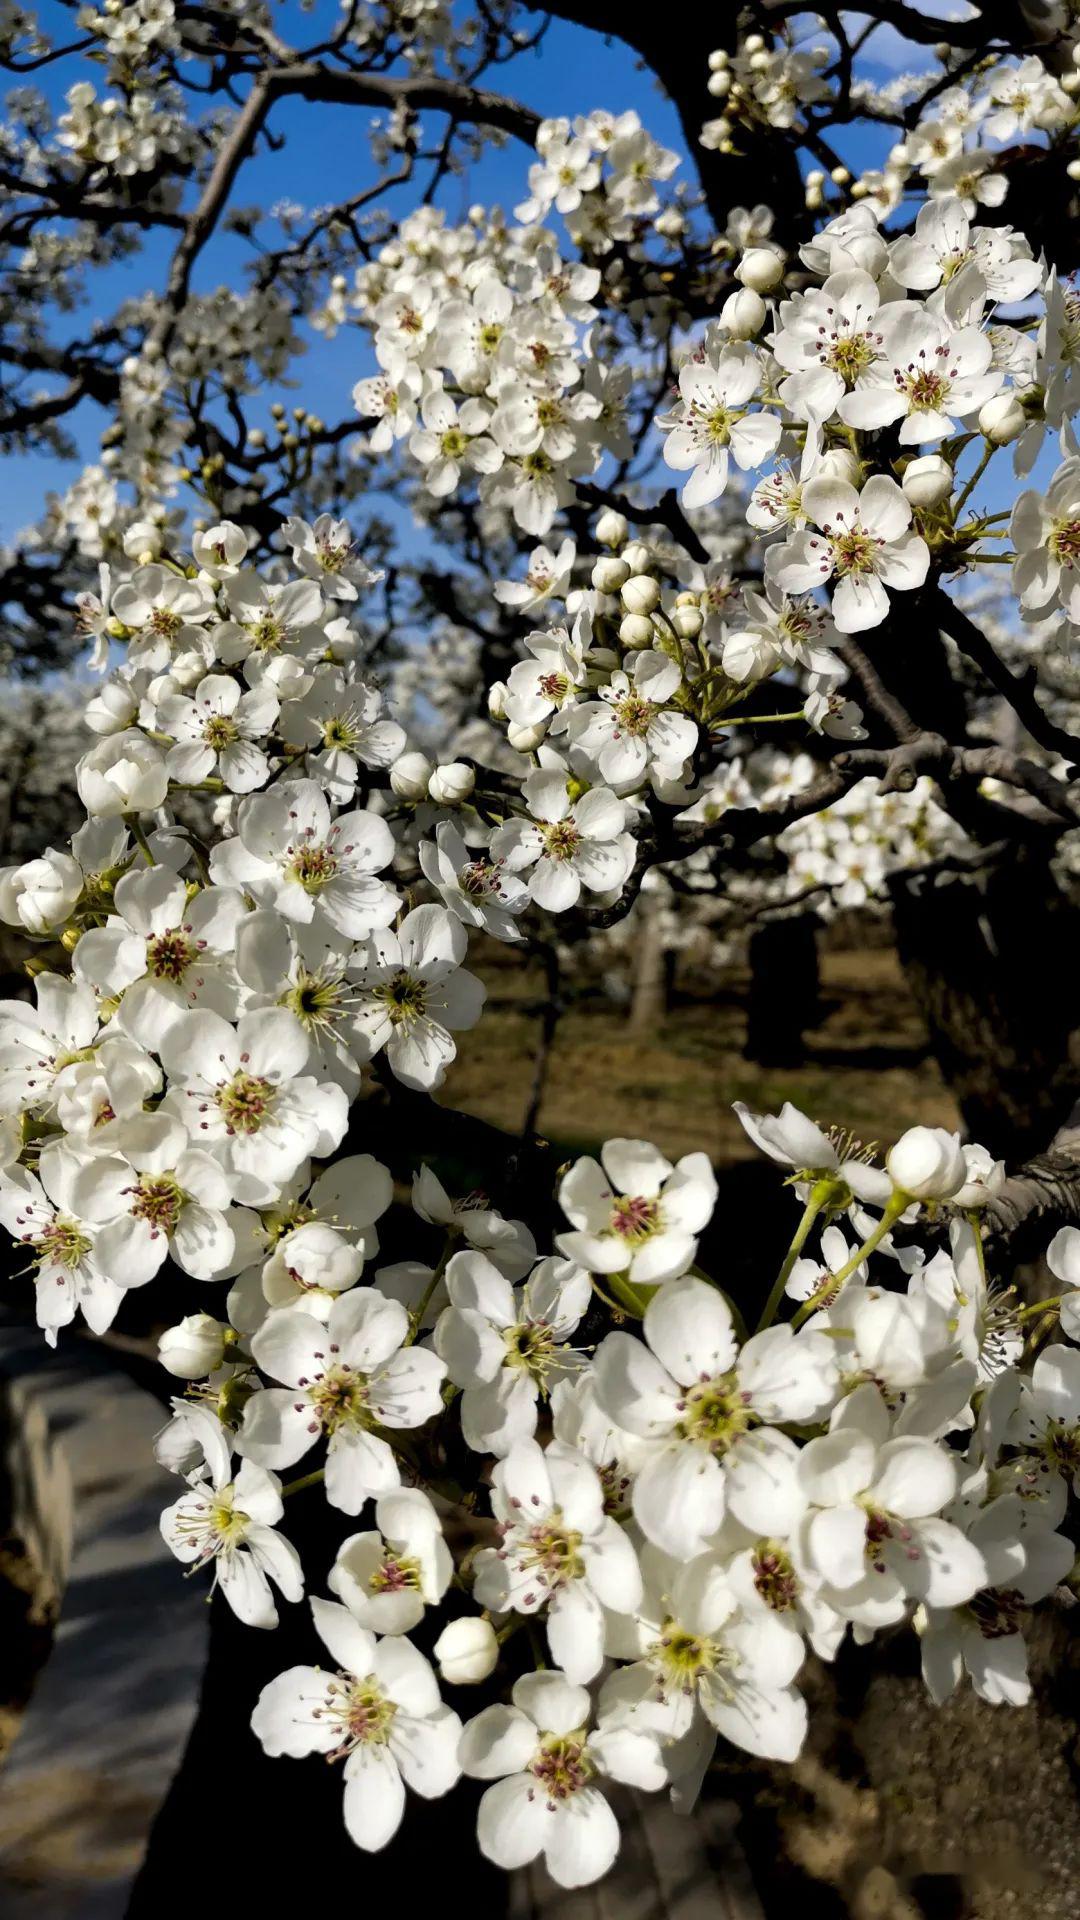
[2,2,921,544]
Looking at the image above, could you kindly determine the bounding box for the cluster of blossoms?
[478,514,874,831]
[56,72,197,178]
[349,109,678,535]
[656,182,1077,638]
[701,35,832,150]
[6,5,1080,1890]
[848,50,1077,218]
[0,519,1077,1880]
[776,773,969,914]
[702,31,1078,220]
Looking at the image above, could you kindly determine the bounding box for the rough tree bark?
[628,891,669,1037]
[890,851,1080,1163]
[744,916,821,1069]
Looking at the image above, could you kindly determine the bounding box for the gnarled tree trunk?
[890,851,1080,1163]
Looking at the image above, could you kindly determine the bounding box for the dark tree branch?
[934,589,1080,768]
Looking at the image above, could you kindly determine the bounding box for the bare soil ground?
[437,944,961,1163]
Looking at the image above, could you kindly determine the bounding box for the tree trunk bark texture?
[890,853,1080,1163]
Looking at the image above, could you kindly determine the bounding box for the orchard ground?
[438,937,960,1164]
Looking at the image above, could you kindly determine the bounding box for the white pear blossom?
[567,651,698,786]
[472,1439,642,1681]
[0,1145,122,1342]
[795,1407,987,1625]
[602,1546,809,1762]
[329,1488,453,1634]
[459,1671,644,1888]
[489,774,634,912]
[158,673,278,792]
[73,867,246,1049]
[348,905,485,1091]
[768,475,930,634]
[161,1429,302,1629]
[595,1279,838,1556]
[435,1250,589,1455]
[69,1109,246,1284]
[660,345,782,508]
[210,779,397,940]
[281,514,382,601]
[159,1006,348,1206]
[556,1139,717,1286]
[240,1289,446,1512]
[418,822,528,943]
[252,1598,461,1849]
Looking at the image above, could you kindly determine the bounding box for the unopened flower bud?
[979,393,1025,444]
[84,680,138,735]
[621,541,652,575]
[390,751,434,802]
[487,680,508,721]
[886,1126,967,1202]
[721,287,766,338]
[735,246,785,293]
[595,508,628,547]
[433,1616,499,1685]
[723,631,780,683]
[0,851,83,935]
[950,1143,1006,1210]
[592,556,630,593]
[159,1314,227,1379]
[621,574,661,616]
[76,731,167,817]
[428,762,475,807]
[902,454,953,509]
[619,613,655,649]
[122,520,162,562]
[671,604,704,638]
[817,448,863,487]
[507,720,547,752]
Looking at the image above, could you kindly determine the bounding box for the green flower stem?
[953,441,995,516]
[281,1467,326,1498]
[406,1232,459,1344]
[606,1269,649,1321]
[721,709,807,728]
[126,816,157,865]
[791,1189,909,1329]
[1017,1295,1063,1321]
[755,1177,838,1333]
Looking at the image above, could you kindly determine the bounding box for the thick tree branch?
[985,1123,1080,1252]
[934,588,1080,768]
[575,482,713,567]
